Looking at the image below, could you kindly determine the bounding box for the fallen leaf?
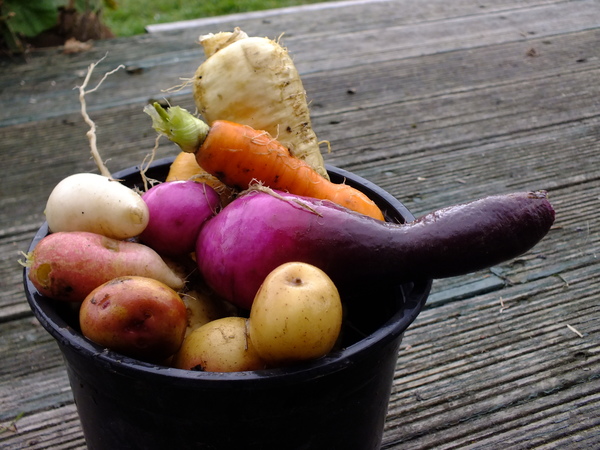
[63,37,93,54]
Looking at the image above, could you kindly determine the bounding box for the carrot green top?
[144,103,210,154]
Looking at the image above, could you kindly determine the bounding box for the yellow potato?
[248,262,343,365]
[181,288,238,337]
[172,317,265,372]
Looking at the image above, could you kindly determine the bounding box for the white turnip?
[44,173,149,240]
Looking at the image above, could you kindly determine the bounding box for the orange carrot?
[145,103,384,220]
[199,120,384,220]
[166,151,235,205]
[166,151,206,182]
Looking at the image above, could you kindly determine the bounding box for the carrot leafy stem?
[144,103,210,154]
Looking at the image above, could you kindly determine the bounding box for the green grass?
[103,0,335,37]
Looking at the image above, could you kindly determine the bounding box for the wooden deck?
[1,0,599,447]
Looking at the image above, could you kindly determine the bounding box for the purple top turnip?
[140,181,220,257]
[196,190,555,309]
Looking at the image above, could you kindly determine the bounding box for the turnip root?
[139,180,220,257]
[25,231,185,302]
[193,27,329,180]
[196,190,555,309]
[45,173,149,240]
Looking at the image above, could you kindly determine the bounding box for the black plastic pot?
[24,158,431,450]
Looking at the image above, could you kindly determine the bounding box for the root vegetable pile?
[23,28,556,372]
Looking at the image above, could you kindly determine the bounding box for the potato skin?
[79,276,187,363]
[172,317,266,372]
[181,288,239,338]
[27,231,184,302]
[248,262,343,365]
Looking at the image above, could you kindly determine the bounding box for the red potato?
[79,276,188,363]
[26,231,185,302]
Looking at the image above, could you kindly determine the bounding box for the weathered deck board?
[1,0,599,448]
[0,317,74,422]
[0,404,86,450]
[384,276,600,448]
[1,0,598,128]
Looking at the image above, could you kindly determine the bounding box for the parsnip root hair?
[77,54,162,188]
[77,54,124,177]
[193,28,329,180]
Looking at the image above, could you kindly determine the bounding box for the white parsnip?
[192,28,329,180]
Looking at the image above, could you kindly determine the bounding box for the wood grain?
[1,0,598,448]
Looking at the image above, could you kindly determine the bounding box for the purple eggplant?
[196,190,555,309]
